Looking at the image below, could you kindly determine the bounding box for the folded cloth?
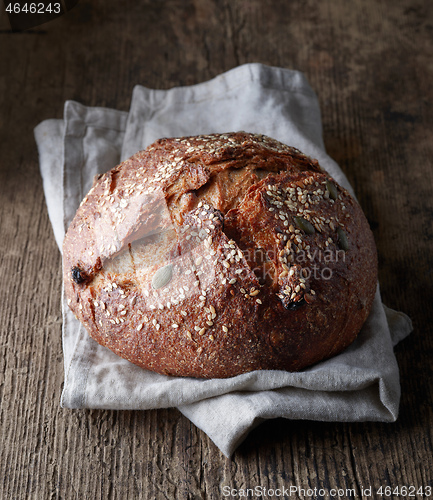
[34,63,412,457]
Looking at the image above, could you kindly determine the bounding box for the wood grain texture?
[0,0,432,499]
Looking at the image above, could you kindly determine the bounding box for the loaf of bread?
[63,132,377,378]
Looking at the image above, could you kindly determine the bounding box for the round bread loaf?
[63,132,377,378]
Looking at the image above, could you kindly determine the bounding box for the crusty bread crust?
[63,132,377,378]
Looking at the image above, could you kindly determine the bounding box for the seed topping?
[151,264,173,290]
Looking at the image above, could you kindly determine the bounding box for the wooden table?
[1,1,432,498]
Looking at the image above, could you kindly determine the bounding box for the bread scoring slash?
[63,132,377,378]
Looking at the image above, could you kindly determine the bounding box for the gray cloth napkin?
[34,63,412,457]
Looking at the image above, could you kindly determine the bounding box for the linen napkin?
[34,63,412,457]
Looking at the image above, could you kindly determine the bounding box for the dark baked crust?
[63,132,377,378]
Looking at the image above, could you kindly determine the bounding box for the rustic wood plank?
[0,0,432,499]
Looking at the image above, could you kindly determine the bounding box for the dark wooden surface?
[1,1,432,498]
